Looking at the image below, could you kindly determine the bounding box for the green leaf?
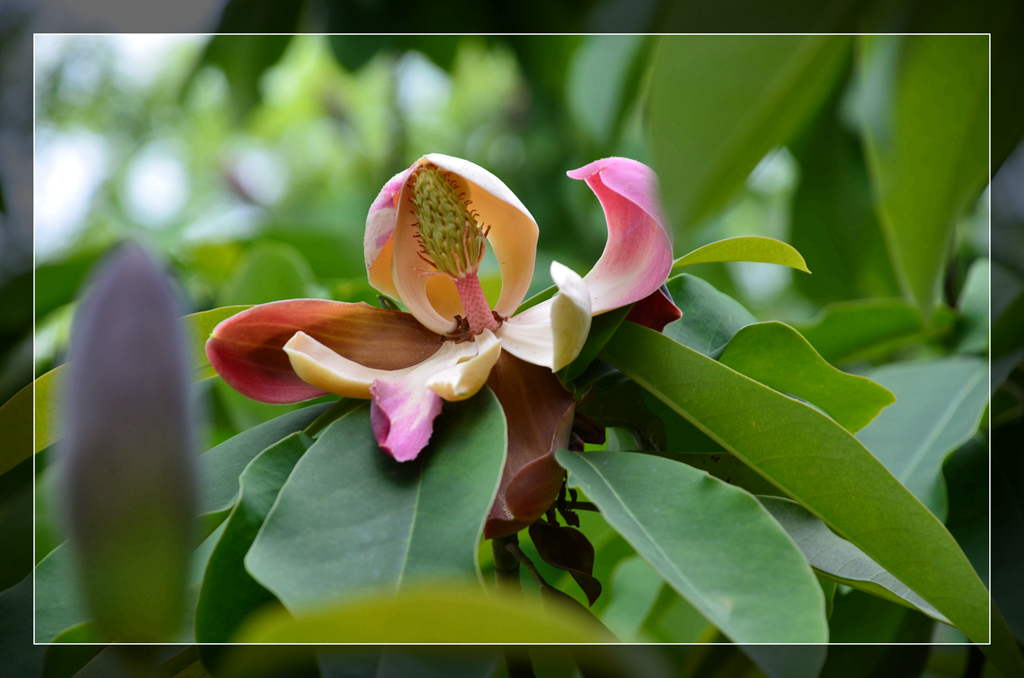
[718,321,895,432]
[663,274,757,358]
[34,525,224,643]
[217,242,313,307]
[0,576,45,676]
[198,403,331,524]
[567,35,647,147]
[856,357,989,521]
[758,496,949,623]
[952,258,991,354]
[598,555,664,641]
[557,450,828,643]
[649,35,850,229]
[0,306,251,473]
[195,431,314,642]
[792,298,931,365]
[740,645,827,678]
[245,392,506,612]
[559,305,630,384]
[672,236,809,273]
[600,322,991,644]
[789,90,900,305]
[227,583,611,644]
[856,35,988,317]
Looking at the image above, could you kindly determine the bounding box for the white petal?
[498,262,592,371]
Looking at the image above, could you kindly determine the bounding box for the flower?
[207,154,676,537]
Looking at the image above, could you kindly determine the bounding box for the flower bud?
[61,243,198,642]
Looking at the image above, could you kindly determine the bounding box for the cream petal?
[284,331,421,398]
[366,167,413,301]
[390,155,540,333]
[498,262,592,371]
[425,154,540,318]
[427,329,502,401]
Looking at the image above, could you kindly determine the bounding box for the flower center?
[410,163,501,337]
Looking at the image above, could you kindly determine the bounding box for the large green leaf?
[718,321,894,432]
[600,323,991,645]
[649,35,850,230]
[227,584,610,645]
[598,555,663,641]
[855,357,989,521]
[856,35,988,317]
[672,236,809,273]
[663,274,757,358]
[198,404,331,519]
[245,392,506,612]
[0,305,251,473]
[567,35,647,147]
[195,431,315,642]
[792,298,932,365]
[557,450,828,643]
[758,496,948,623]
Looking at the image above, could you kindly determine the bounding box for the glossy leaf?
[759,496,949,623]
[672,236,809,273]
[198,403,331,521]
[649,35,850,229]
[793,298,931,365]
[229,583,611,644]
[195,431,314,642]
[856,35,988,317]
[598,555,663,641]
[856,357,989,520]
[663,274,757,358]
[217,242,313,307]
[718,321,895,432]
[557,450,828,643]
[245,392,506,612]
[600,322,991,644]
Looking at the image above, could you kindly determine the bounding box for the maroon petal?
[484,353,576,539]
[625,283,682,332]
[206,300,440,404]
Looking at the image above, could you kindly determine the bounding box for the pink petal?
[567,158,674,314]
[205,300,440,404]
[625,284,682,332]
[370,378,444,462]
[484,353,576,539]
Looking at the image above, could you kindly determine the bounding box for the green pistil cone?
[411,164,485,278]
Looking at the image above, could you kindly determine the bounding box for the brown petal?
[206,300,440,404]
[484,353,575,539]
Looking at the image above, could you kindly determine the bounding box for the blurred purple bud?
[61,243,198,642]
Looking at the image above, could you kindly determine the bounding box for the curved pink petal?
[370,378,444,463]
[568,158,674,314]
[484,352,576,539]
[625,284,682,332]
[205,300,440,404]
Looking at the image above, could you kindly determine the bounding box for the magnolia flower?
[207,154,676,537]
